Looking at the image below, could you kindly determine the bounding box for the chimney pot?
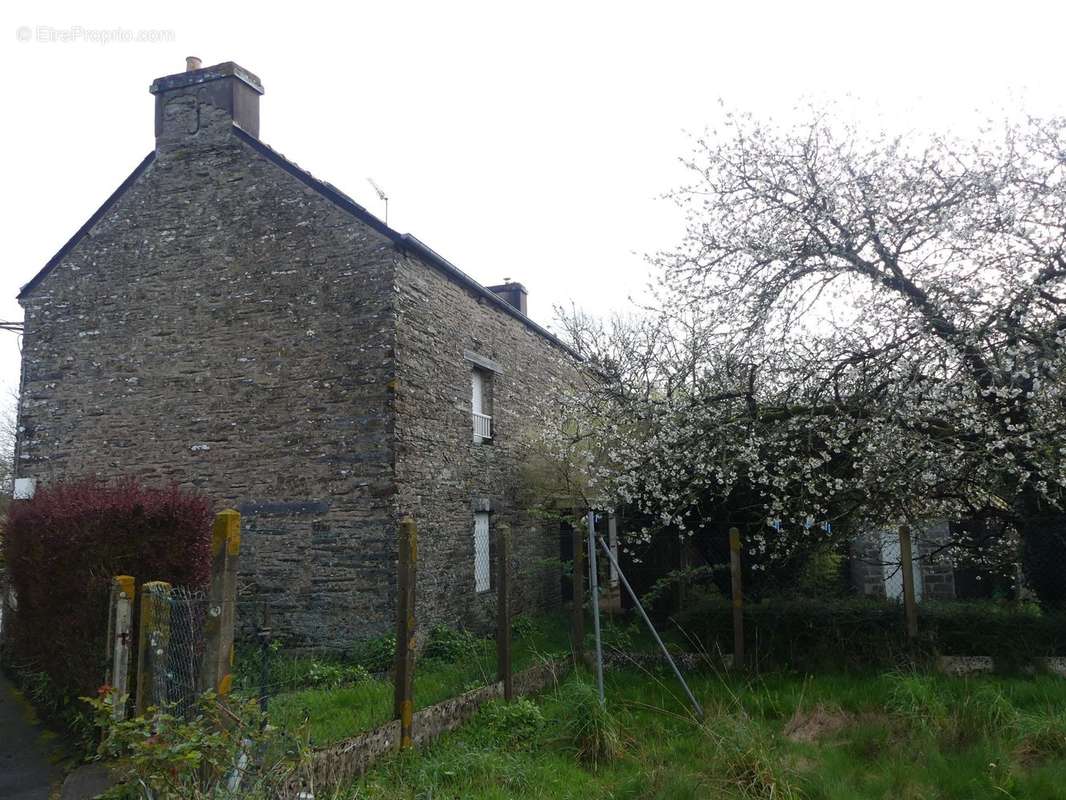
[185,56,202,72]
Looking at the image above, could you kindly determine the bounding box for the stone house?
[850,521,957,602]
[14,60,585,647]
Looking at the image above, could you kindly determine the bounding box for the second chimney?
[487,282,528,315]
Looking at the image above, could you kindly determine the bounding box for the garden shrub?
[3,479,212,718]
[234,642,371,695]
[477,697,545,748]
[674,597,1066,671]
[511,613,540,640]
[351,633,396,673]
[84,690,293,799]
[422,624,485,663]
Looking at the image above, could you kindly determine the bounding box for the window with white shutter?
[473,512,491,593]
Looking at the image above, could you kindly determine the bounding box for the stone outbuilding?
[14,60,585,646]
[850,520,957,602]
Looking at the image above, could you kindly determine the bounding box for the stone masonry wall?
[392,254,583,633]
[17,64,587,646]
[17,129,400,646]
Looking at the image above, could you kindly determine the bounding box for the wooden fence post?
[496,522,513,701]
[678,533,690,614]
[572,515,586,664]
[899,525,919,639]
[105,575,136,721]
[200,509,241,697]
[394,515,417,749]
[136,581,172,715]
[606,513,622,613]
[729,527,744,669]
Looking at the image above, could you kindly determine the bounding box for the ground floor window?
[473,512,491,592]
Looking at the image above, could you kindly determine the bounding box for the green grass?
[328,668,1066,799]
[265,614,574,746]
[255,613,1066,798]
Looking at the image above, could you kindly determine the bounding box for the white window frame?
[13,477,36,500]
[473,511,491,593]
[471,369,492,442]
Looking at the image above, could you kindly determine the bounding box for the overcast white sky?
[1,0,1065,412]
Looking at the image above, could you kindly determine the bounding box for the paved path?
[0,673,65,800]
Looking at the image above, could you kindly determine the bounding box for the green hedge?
[674,599,1066,671]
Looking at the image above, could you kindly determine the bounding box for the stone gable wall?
[17,134,400,646]
[17,124,584,646]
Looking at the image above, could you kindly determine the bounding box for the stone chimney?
[486,281,528,315]
[149,60,263,147]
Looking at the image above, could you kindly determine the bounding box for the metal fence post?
[136,581,172,715]
[394,515,417,749]
[587,512,605,705]
[201,509,241,698]
[729,527,744,669]
[899,525,919,639]
[496,522,513,701]
[596,534,704,720]
[105,575,136,721]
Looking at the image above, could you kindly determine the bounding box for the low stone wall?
[937,655,1066,677]
[280,659,567,798]
[615,649,1066,678]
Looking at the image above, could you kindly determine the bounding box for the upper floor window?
[471,368,493,443]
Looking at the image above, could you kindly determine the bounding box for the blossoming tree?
[558,110,1066,606]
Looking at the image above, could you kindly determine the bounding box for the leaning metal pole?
[587,512,606,706]
[596,534,704,720]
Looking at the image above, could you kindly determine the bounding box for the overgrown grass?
[332,667,1066,799]
[253,612,1066,798]
[264,614,574,746]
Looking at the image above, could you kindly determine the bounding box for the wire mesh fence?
[139,584,211,717]
[162,586,209,716]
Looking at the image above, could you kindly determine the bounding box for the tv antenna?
[367,178,390,226]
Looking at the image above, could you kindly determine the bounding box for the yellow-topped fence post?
[200,509,241,698]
